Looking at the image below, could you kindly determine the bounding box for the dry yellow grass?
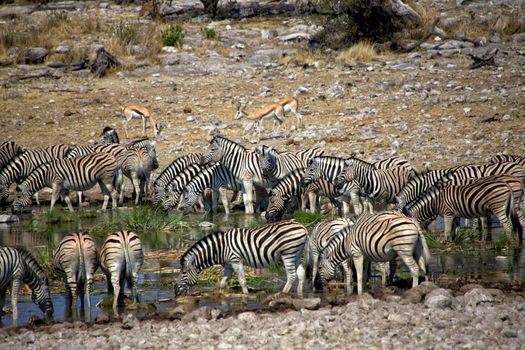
[336,41,379,65]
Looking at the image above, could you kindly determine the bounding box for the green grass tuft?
[201,27,218,40]
[293,210,325,228]
[162,24,185,48]
[46,210,76,224]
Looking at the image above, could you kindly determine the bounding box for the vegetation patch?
[293,210,325,228]
[162,24,185,48]
[46,210,76,224]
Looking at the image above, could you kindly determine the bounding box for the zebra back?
[66,143,128,159]
[302,156,345,185]
[53,232,99,285]
[152,153,202,203]
[100,230,144,293]
[294,147,325,164]
[0,141,24,171]
[489,154,525,166]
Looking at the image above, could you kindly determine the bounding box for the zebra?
[334,156,415,214]
[100,230,144,313]
[402,174,525,242]
[265,168,344,222]
[0,246,54,323]
[174,220,308,296]
[12,152,120,212]
[315,211,430,295]
[201,136,268,214]
[178,162,242,214]
[161,163,206,210]
[53,232,99,313]
[125,138,159,170]
[489,154,525,166]
[0,141,24,171]
[304,218,355,292]
[97,126,120,144]
[152,153,202,205]
[117,147,156,205]
[0,144,72,205]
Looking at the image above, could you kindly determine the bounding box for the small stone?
[424,288,453,309]
[121,313,139,330]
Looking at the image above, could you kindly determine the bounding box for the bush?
[162,24,185,48]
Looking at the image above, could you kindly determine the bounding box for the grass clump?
[201,27,218,40]
[46,210,76,224]
[293,210,325,228]
[488,235,512,251]
[162,24,185,48]
[336,41,379,65]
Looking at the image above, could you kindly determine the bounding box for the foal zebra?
[97,126,120,144]
[53,232,99,312]
[100,230,144,313]
[0,246,54,323]
[403,174,525,242]
[304,218,354,292]
[175,220,308,296]
[201,136,268,214]
[315,211,430,295]
[152,153,202,205]
[117,147,156,205]
[13,152,120,212]
[0,144,72,205]
[178,162,242,214]
[334,156,415,214]
[0,141,24,171]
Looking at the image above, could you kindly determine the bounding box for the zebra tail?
[124,239,133,288]
[508,191,523,243]
[78,237,86,288]
[417,228,431,274]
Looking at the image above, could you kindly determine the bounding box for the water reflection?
[0,210,524,328]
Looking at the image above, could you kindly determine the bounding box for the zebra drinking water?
[100,230,144,313]
[315,211,430,295]
[174,220,308,296]
[0,246,54,324]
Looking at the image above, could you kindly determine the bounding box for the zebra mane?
[402,171,454,212]
[308,155,344,166]
[212,136,246,151]
[181,231,226,267]
[271,168,306,197]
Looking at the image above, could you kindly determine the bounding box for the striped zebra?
[0,246,54,323]
[178,162,242,214]
[315,211,430,295]
[67,143,128,159]
[0,141,24,171]
[489,154,525,166]
[53,232,99,311]
[255,145,324,184]
[117,147,156,205]
[201,136,268,214]
[97,126,120,144]
[0,144,72,205]
[402,174,525,242]
[265,168,343,222]
[100,230,144,312]
[152,153,202,205]
[174,220,308,296]
[13,152,120,212]
[334,156,415,215]
[161,163,205,210]
[304,218,354,292]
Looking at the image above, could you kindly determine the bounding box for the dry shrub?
[278,50,328,68]
[336,41,379,65]
[494,15,525,36]
[406,0,439,39]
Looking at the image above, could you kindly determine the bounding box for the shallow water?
[1,209,524,327]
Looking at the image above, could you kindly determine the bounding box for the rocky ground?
[1,0,525,347]
[1,282,525,349]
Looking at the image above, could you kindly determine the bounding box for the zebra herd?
[1,134,525,323]
[0,230,143,325]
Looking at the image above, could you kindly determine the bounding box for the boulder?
[424,288,454,309]
[464,288,495,308]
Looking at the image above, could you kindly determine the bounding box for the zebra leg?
[481,217,491,241]
[242,180,255,214]
[311,252,319,289]
[296,264,305,297]
[111,277,120,313]
[377,262,389,287]
[34,192,40,206]
[11,278,21,322]
[350,191,363,216]
[69,279,78,311]
[497,212,517,242]
[63,194,75,212]
[308,192,317,213]
[77,191,83,207]
[50,183,62,211]
[132,176,141,205]
[231,262,248,294]
[220,264,234,290]
[341,259,354,295]
[443,215,455,241]
[219,188,229,214]
[352,253,366,295]
[397,253,420,289]
[281,254,300,294]
[0,288,6,325]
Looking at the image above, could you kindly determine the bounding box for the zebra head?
[178,187,198,212]
[259,149,277,179]
[314,252,338,290]
[162,188,181,211]
[152,186,166,205]
[201,139,223,166]
[31,275,54,320]
[98,126,120,144]
[301,158,321,186]
[265,190,286,222]
[334,159,355,189]
[174,255,199,297]
[12,186,31,213]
